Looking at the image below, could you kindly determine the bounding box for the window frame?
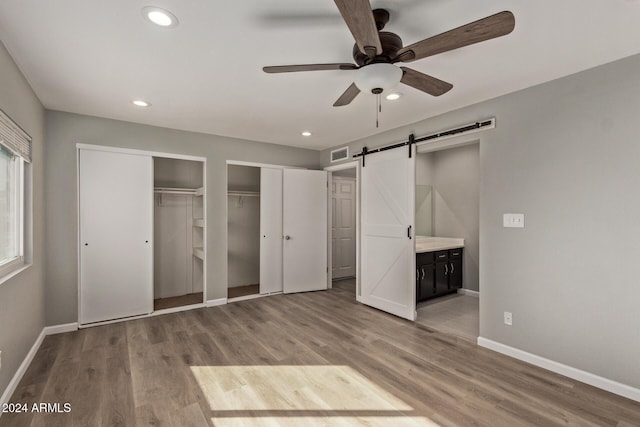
[0,109,32,285]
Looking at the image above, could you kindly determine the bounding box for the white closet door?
[260,168,283,294]
[360,148,416,321]
[283,169,328,293]
[79,149,153,324]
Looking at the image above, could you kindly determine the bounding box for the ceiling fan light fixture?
[142,6,178,28]
[354,63,402,94]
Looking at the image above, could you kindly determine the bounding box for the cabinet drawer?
[435,250,449,261]
[417,252,434,264]
[449,248,463,259]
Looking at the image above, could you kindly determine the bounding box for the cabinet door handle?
[444,263,448,275]
[451,263,454,274]
[421,268,425,280]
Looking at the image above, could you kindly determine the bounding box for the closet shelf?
[154,187,199,195]
[228,190,260,197]
[193,247,205,260]
[193,219,205,228]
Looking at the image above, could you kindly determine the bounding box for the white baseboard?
[457,288,479,297]
[227,293,265,303]
[206,298,227,307]
[0,322,81,412]
[43,322,78,335]
[477,337,640,403]
[0,329,45,411]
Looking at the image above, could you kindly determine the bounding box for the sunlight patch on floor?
[191,365,440,426]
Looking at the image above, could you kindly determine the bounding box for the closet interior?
[227,165,261,299]
[154,157,205,310]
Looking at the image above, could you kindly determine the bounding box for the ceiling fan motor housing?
[353,31,403,66]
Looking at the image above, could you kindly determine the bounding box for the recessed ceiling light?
[386,92,402,101]
[133,100,151,107]
[141,6,178,28]
[301,131,312,137]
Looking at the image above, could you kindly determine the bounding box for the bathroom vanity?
[416,237,464,302]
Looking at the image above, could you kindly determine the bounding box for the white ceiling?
[1,1,640,150]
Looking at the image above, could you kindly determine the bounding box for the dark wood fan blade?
[334,0,382,57]
[396,11,515,62]
[400,67,452,96]
[333,83,361,107]
[263,63,358,73]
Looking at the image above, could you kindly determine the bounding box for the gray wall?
[0,43,45,397]
[44,111,319,325]
[154,157,203,188]
[417,144,480,291]
[321,54,640,389]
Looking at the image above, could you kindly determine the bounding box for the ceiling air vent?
[330,147,349,163]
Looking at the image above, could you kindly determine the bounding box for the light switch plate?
[503,213,525,228]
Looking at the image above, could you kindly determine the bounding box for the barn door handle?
[407,226,412,239]
[284,235,291,240]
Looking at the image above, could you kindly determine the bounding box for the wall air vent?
[330,146,349,163]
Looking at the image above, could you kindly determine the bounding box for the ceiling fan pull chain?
[376,93,380,128]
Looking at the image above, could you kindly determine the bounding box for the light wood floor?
[416,293,479,342]
[2,286,640,426]
[154,292,204,311]
[228,284,259,299]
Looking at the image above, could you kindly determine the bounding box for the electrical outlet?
[504,312,513,326]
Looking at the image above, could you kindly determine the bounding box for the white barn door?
[283,169,328,293]
[79,149,153,325]
[360,148,416,320]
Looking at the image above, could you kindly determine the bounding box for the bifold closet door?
[360,147,416,321]
[79,149,153,325]
[260,168,283,294]
[283,169,328,293]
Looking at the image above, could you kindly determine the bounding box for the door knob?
[285,235,291,240]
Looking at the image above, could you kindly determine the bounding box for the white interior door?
[260,168,283,294]
[79,149,153,324]
[283,169,328,293]
[332,177,356,279]
[360,148,416,320]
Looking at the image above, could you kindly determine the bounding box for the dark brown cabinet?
[416,248,463,302]
[416,252,435,301]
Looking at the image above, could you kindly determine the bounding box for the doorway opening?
[153,157,205,311]
[227,164,261,300]
[326,162,359,300]
[414,141,480,342]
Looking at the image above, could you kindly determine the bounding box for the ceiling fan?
[263,0,515,107]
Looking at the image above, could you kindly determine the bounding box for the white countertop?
[415,236,464,253]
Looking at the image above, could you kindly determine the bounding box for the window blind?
[0,108,32,162]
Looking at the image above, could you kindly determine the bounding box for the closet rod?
[154,187,198,195]
[228,191,260,197]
